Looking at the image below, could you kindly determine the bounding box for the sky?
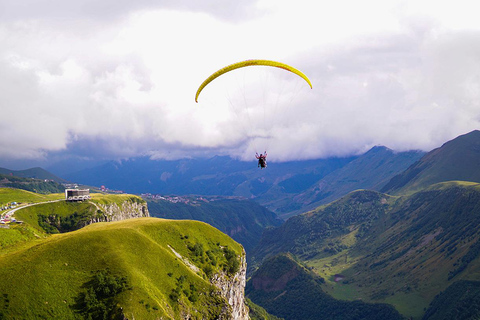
[2,0,480,169]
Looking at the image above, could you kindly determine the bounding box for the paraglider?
[195,59,312,169]
[195,59,312,103]
[256,152,267,169]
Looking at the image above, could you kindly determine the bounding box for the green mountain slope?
[0,188,63,250]
[246,298,284,320]
[0,218,245,319]
[0,187,63,204]
[422,280,480,320]
[382,130,480,194]
[0,189,147,252]
[269,147,424,218]
[0,173,65,194]
[15,200,99,234]
[246,253,403,320]
[251,182,480,319]
[147,196,282,254]
[251,189,392,264]
[0,167,66,183]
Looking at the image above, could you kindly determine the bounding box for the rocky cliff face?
[89,199,249,319]
[89,199,248,319]
[88,200,149,224]
[210,253,249,320]
[169,244,249,320]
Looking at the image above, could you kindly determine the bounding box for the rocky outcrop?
[88,200,149,224]
[210,252,249,320]
[168,245,249,320]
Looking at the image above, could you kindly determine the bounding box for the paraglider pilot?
[256,152,267,169]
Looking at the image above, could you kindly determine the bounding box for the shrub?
[223,247,240,275]
[74,269,129,320]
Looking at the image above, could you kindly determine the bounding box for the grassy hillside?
[0,218,244,319]
[246,253,403,320]
[0,173,65,194]
[251,189,394,265]
[247,298,284,320]
[90,193,145,206]
[0,189,146,253]
[382,130,480,195]
[422,280,480,319]
[147,196,282,254]
[0,166,66,183]
[0,189,55,251]
[269,147,423,218]
[14,200,99,234]
[251,182,480,319]
[0,187,63,205]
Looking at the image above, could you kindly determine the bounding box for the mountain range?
[249,182,480,319]
[54,147,423,217]
[382,130,480,194]
[267,146,424,218]
[247,130,480,319]
[4,130,480,319]
[0,167,65,183]
[0,172,65,194]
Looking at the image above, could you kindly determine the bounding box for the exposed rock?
[211,252,249,320]
[87,198,249,319]
[88,200,149,224]
[167,245,250,320]
[168,245,201,273]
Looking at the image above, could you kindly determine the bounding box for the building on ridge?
[65,189,90,202]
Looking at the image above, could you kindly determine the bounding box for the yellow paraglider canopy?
[195,59,312,103]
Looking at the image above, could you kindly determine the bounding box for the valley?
[3,131,480,319]
[5,1,480,318]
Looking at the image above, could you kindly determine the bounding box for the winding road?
[1,199,64,221]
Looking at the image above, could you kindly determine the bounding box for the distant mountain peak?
[366,145,393,154]
[382,130,480,194]
[0,167,66,183]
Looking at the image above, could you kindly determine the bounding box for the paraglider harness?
[256,152,267,169]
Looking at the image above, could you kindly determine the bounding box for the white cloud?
[1,0,480,165]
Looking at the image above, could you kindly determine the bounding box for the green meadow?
[0,187,63,205]
[0,218,244,319]
[90,193,145,206]
[0,187,254,318]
